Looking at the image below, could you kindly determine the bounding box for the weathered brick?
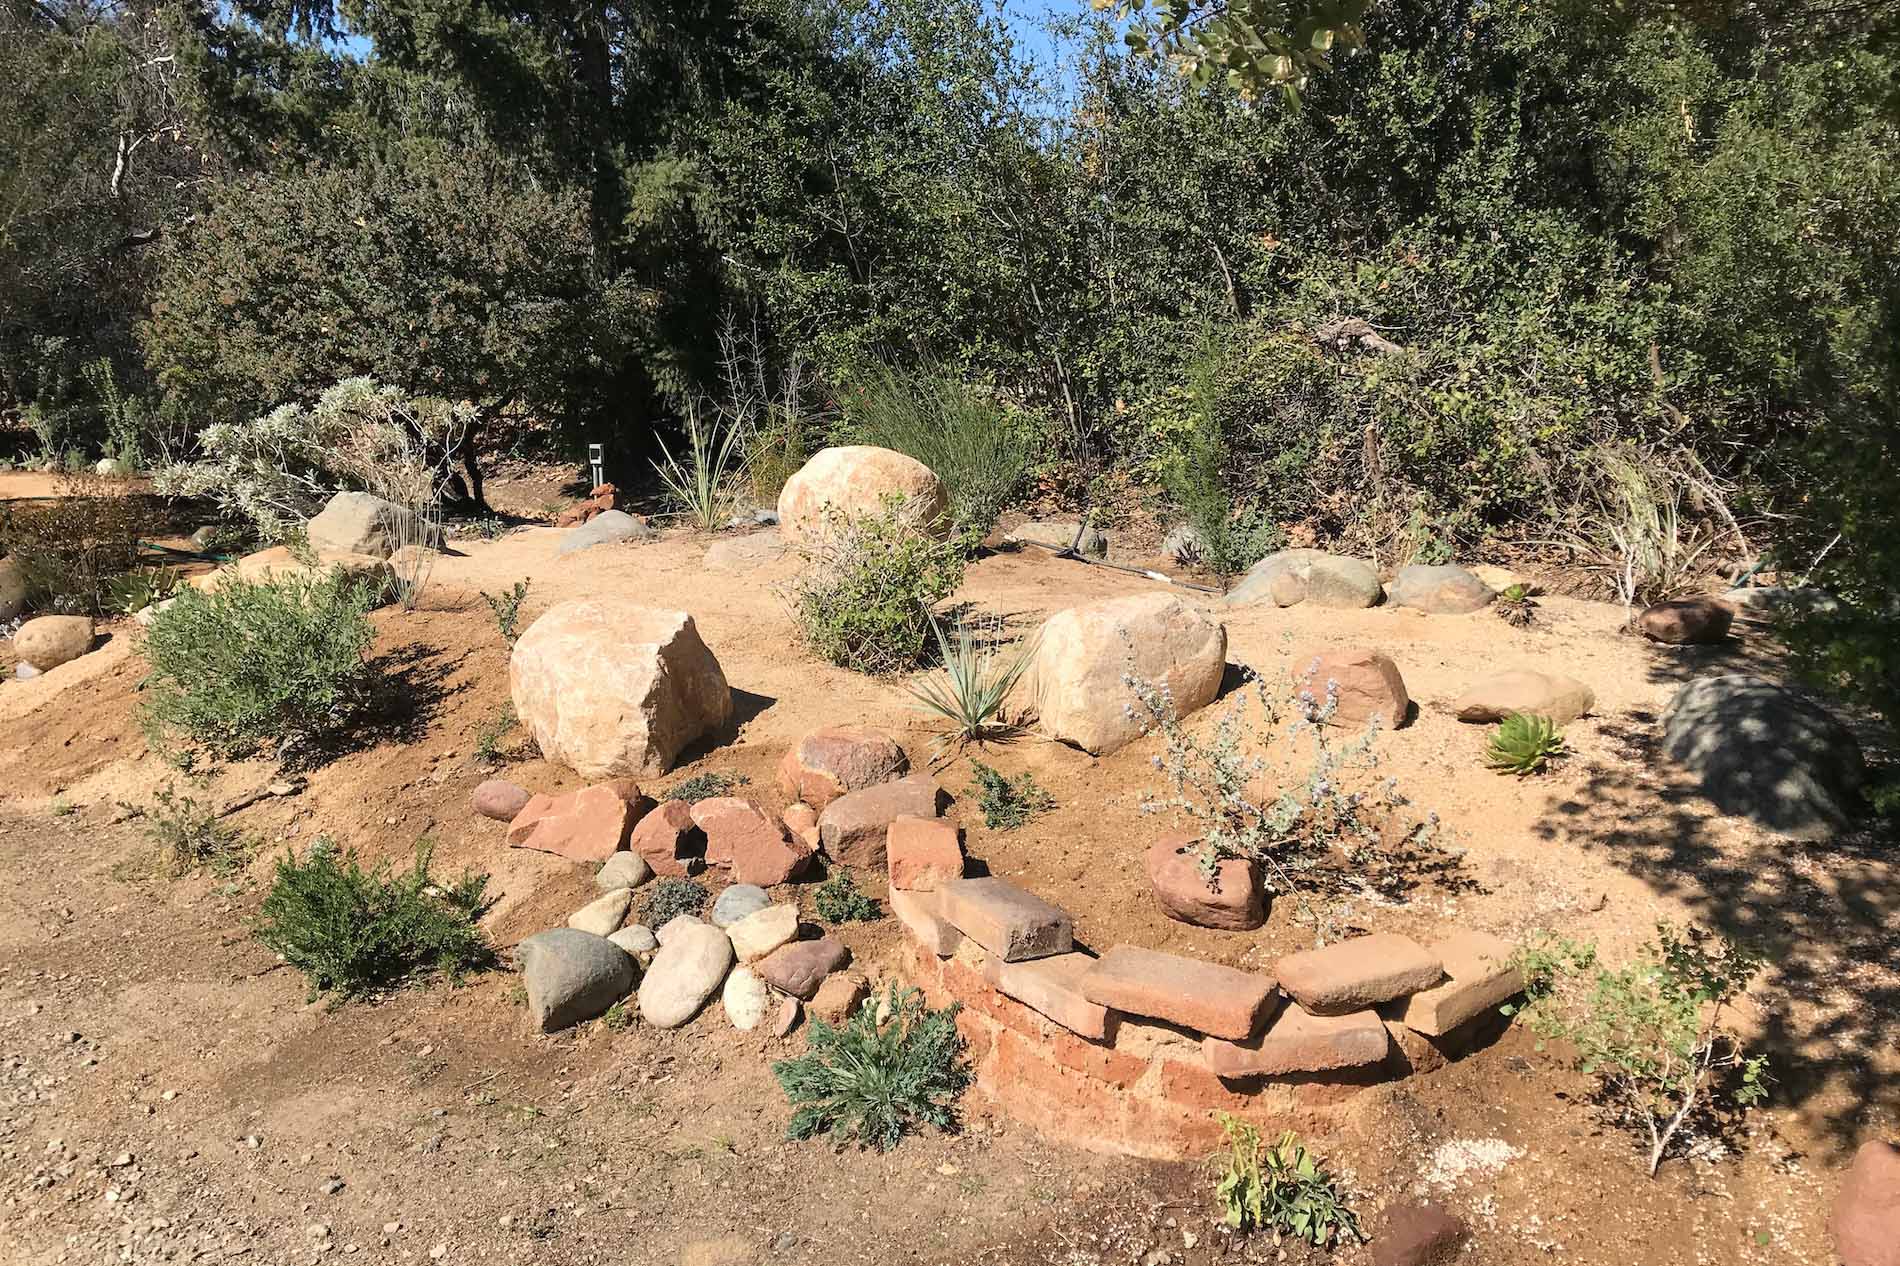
[991,1029,1127,1128]
[889,887,963,957]
[936,877,1073,962]
[1160,1059,1274,1112]
[1046,1029,1148,1089]
[984,952,1110,1041]
[1078,945,1277,1041]
[1399,930,1523,1036]
[1119,1097,1229,1161]
[1203,1003,1389,1077]
[886,815,964,891]
[1275,932,1443,1015]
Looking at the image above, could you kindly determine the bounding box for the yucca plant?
[1487,712,1566,776]
[652,401,748,532]
[903,611,1040,752]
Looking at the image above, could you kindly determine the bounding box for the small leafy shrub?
[254,839,494,1001]
[1213,1116,1363,1246]
[1486,713,1565,776]
[473,705,517,765]
[1508,924,1769,1176]
[481,579,532,646]
[139,571,378,762]
[773,985,969,1150]
[969,762,1053,830]
[903,612,1038,751]
[640,877,708,927]
[814,869,881,924]
[666,770,747,803]
[1161,351,1282,581]
[130,779,246,876]
[0,470,150,613]
[788,497,965,675]
[1495,582,1537,628]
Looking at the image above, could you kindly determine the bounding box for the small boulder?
[1006,520,1107,558]
[1029,592,1227,755]
[727,904,800,962]
[629,800,704,877]
[721,966,771,1031]
[1388,563,1495,614]
[517,929,636,1033]
[1451,670,1595,725]
[1638,598,1734,644]
[596,851,654,892]
[710,884,772,928]
[1227,550,1382,610]
[1145,834,1265,931]
[557,509,654,557]
[782,802,820,850]
[568,888,632,937]
[510,600,732,779]
[471,779,533,823]
[1662,674,1864,838]
[809,972,870,1026]
[755,936,850,999]
[1833,1140,1900,1266]
[886,816,964,892]
[306,491,414,560]
[507,786,632,863]
[1292,648,1410,728]
[655,914,705,945]
[776,727,909,809]
[12,615,94,671]
[1372,1202,1468,1266]
[691,797,813,885]
[818,775,950,869]
[777,446,950,545]
[608,924,658,957]
[638,919,735,1029]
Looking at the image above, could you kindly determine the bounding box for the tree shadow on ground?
[1531,708,1899,1156]
[326,640,468,757]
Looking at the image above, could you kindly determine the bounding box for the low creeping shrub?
[1486,713,1565,776]
[1212,1116,1363,1246]
[129,779,247,876]
[787,497,965,676]
[667,770,747,803]
[255,839,494,1001]
[1507,923,1770,1176]
[968,762,1053,831]
[814,869,881,924]
[773,984,969,1151]
[640,877,708,927]
[138,571,378,763]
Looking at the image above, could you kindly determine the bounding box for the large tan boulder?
[1452,669,1595,725]
[1029,592,1227,755]
[510,599,732,779]
[776,446,949,545]
[306,491,415,559]
[13,615,94,671]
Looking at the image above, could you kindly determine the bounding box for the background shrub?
[788,499,966,676]
[0,470,152,614]
[139,571,378,762]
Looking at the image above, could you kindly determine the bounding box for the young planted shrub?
[481,579,532,645]
[255,840,494,1001]
[773,985,969,1150]
[139,571,378,762]
[1160,352,1282,582]
[787,498,965,675]
[1213,1116,1363,1246]
[131,779,246,876]
[1486,713,1566,776]
[652,402,748,531]
[1495,582,1538,628]
[1508,924,1770,1176]
[968,762,1053,831]
[640,877,709,927]
[903,612,1038,752]
[813,869,881,924]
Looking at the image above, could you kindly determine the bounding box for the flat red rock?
[506,785,632,863]
[1202,1002,1386,1077]
[1275,933,1443,1015]
[985,952,1108,1040]
[1078,945,1277,1041]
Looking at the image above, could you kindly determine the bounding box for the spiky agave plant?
[903,611,1040,752]
[1486,712,1566,776]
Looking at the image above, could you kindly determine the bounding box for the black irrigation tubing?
[1007,535,1226,596]
[137,540,237,564]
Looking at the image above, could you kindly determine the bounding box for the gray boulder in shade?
[1388,563,1495,614]
[517,928,636,1033]
[557,509,654,556]
[638,918,735,1028]
[1661,674,1864,839]
[1227,549,1382,609]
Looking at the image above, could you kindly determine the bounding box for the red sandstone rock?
[984,952,1108,1040]
[772,995,801,1038]
[1399,930,1523,1036]
[887,816,964,891]
[776,726,909,808]
[809,972,871,1026]
[1291,648,1411,728]
[936,878,1073,962]
[506,785,632,863]
[505,793,556,845]
[688,797,812,884]
[755,936,850,999]
[1202,1003,1387,1076]
[628,799,702,877]
[1638,597,1735,644]
[1372,1202,1468,1266]
[1833,1140,1900,1266]
[1276,933,1443,1015]
[1078,946,1277,1042]
[1144,833,1265,930]
[473,779,533,823]
[818,774,949,868]
[782,801,820,849]
[888,888,962,957]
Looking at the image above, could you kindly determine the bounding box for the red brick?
[1399,930,1522,1036]
[889,887,963,957]
[1045,1030,1148,1089]
[1203,1003,1389,1077]
[1275,933,1443,1015]
[886,816,964,891]
[954,1008,996,1068]
[991,1029,1126,1125]
[984,952,1109,1040]
[1078,945,1277,1041]
[936,877,1073,962]
[1159,1059,1275,1113]
[1120,1098,1229,1161]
